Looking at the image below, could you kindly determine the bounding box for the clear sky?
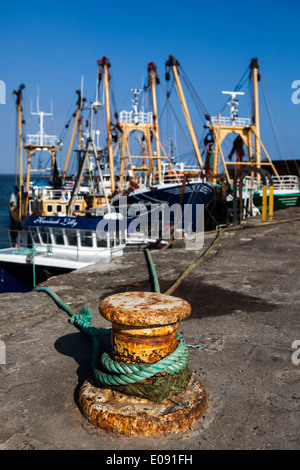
[0,0,299,174]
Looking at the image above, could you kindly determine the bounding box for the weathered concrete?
[0,207,299,450]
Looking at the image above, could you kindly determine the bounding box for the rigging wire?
[219,66,249,115]
[260,70,300,177]
[119,88,132,113]
[171,67,210,166]
[110,74,120,118]
[15,102,18,185]
[57,93,77,146]
[157,79,174,126]
[156,75,208,168]
[158,79,194,153]
[178,65,210,121]
[260,78,290,174]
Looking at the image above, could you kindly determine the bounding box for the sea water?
[0,174,16,248]
[0,174,15,229]
[0,174,30,292]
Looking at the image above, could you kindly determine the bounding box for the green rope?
[35,286,189,391]
[35,243,210,401]
[144,248,160,293]
[12,247,39,288]
[35,237,209,403]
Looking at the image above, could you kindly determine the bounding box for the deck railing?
[210,116,252,127]
[243,175,299,191]
[119,110,153,124]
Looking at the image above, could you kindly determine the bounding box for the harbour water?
[0,174,17,250]
[0,174,30,293]
[0,174,16,230]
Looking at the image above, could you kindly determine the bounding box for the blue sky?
[0,0,300,174]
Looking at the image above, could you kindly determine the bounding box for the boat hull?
[0,260,72,293]
[115,181,215,236]
[253,190,300,212]
[123,181,215,207]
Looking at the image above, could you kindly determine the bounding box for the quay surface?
[0,207,299,450]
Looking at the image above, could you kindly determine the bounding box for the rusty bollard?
[78,291,208,436]
[101,291,190,365]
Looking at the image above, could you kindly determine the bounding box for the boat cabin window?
[65,229,77,246]
[56,204,63,213]
[80,230,93,247]
[30,227,41,244]
[52,229,64,245]
[74,204,80,211]
[40,227,50,244]
[96,230,107,248]
[115,228,125,246]
[46,204,53,213]
[108,230,119,248]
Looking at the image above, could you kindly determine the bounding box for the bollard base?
[78,374,208,436]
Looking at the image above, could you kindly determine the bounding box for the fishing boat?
[0,214,126,292]
[59,57,215,239]
[104,58,215,237]
[12,84,89,222]
[202,58,300,223]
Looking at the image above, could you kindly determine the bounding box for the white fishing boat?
[0,214,126,292]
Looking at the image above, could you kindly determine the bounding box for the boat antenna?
[221,91,245,125]
[130,87,142,124]
[29,86,56,147]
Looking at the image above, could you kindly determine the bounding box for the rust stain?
[78,375,208,436]
[112,329,178,364]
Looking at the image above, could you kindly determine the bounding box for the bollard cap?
[100,291,191,327]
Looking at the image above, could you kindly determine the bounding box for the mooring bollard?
[78,291,208,436]
[101,291,190,366]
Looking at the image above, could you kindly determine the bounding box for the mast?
[97,57,115,194]
[250,58,261,168]
[13,84,25,219]
[116,61,176,190]
[67,75,110,216]
[22,90,59,215]
[30,87,54,147]
[147,62,162,183]
[62,90,82,183]
[207,57,279,182]
[165,55,203,169]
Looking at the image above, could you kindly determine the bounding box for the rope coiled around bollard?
[35,286,189,391]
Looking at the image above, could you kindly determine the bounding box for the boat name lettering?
[33,217,78,228]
